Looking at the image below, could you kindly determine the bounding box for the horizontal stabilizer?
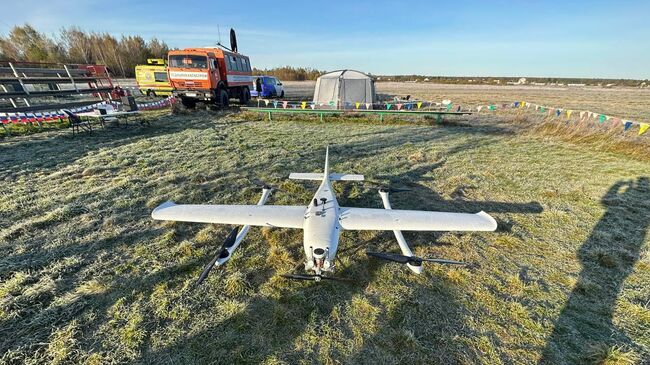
[330,173,365,181]
[289,172,364,181]
[289,173,323,180]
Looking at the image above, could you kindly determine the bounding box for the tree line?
[0,24,169,78]
[0,25,323,81]
[252,66,323,81]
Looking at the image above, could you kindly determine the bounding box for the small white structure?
[312,70,376,109]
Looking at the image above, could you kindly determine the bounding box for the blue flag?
[624,121,633,131]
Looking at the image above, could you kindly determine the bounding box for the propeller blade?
[363,181,411,194]
[196,254,220,286]
[222,226,240,249]
[366,251,467,266]
[250,178,297,196]
[421,258,467,265]
[195,227,240,286]
[366,251,413,264]
[379,187,412,194]
[250,178,276,190]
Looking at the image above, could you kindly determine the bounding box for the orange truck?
[167,47,253,108]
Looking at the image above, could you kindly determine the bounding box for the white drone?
[152,147,497,283]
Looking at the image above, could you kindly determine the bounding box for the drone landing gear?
[378,189,423,274]
[281,273,351,282]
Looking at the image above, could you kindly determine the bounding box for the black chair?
[61,109,91,136]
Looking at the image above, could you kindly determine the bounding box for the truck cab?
[167,48,253,108]
[135,58,172,97]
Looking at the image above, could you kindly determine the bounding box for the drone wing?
[152,201,306,228]
[338,208,497,231]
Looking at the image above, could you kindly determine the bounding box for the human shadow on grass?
[539,177,649,364]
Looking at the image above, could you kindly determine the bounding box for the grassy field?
[284,81,650,121]
[1,87,649,364]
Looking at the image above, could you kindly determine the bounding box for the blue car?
[254,76,285,98]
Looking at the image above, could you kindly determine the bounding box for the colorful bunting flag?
[624,121,633,131]
[640,123,649,135]
[310,103,316,110]
[397,103,403,110]
[273,101,278,108]
[386,104,392,110]
[365,103,371,109]
[477,106,484,112]
[599,115,606,123]
[301,101,307,109]
[417,101,422,109]
[282,101,288,109]
[489,105,496,111]
[567,110,573,118]
[355,102,360,109]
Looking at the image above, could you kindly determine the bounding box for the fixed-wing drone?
[152,147,497,282]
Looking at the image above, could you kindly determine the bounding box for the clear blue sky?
[1,0,649,79]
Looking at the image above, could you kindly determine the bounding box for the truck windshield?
[169,55,208,69]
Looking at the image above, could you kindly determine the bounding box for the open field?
[284,81,650,121]
[1,83,649,364]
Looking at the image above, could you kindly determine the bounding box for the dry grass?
[1,84,649,364]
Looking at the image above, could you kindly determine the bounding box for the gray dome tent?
[312,70,376,109]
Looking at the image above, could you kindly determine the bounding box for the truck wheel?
[219,89,229,108]
[181,97,196,109]
[239,87,250,105]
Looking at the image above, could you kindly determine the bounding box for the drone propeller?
[281,273,352,282]
[363,179,412,194]
[249,178,298,196]
[378,187,412,194]
[366,251,466,266]
[196,227,240,286]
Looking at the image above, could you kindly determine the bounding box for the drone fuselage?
[303,174,340,274]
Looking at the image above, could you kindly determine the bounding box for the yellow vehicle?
[135,59,173,96]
